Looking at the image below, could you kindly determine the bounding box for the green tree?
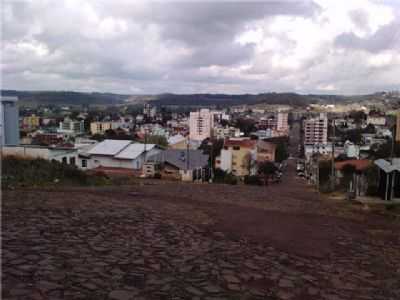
[258,161,277,176]
[199,138,224,166]
[341,164,357,189]
[235,118,256,136]
[258,161,278,185]
[370,141,400,159]
[349,110,366,125]
[275,142,288,162]
[318,160,332,186]
[146,135,168,147]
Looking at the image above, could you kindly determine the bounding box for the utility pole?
[330,119,336,192]
[390,124,395,164]
[209,139,214,182]
[186,139,190,171]
[143,128,148,172]
[389,124,396,200]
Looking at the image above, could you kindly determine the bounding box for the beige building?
[189,109,214,141]
[276,112,289,134]
[22,115,40,128]
[90,121,121,135]
[303,114,328,145]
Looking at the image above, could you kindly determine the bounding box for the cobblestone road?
[2,186,400,300]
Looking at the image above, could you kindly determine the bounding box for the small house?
[146,149,209,181]
[374,158,400,201]
[87,139,161,170]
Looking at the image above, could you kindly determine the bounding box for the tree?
[146,135,168,147]
[199,138,224,166]
[258,161,277,177]
[275,142,288,163]
[235,118,256,136]
[370,141,400,159]
[345,129,363,144]
[318,160,332,186]
[364,124,376,134]
[349,110,366,125]
[101,129,133,140]
[341,164,357,189]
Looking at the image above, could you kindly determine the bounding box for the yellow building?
[90,121,119,135]
[22,115,40,128]
[216,138,257,177]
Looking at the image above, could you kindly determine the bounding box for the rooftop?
[0,96,18,102]
[335,159,372,171]
[88,139,132,156]
[224,138,257,148]
[115,143,157,160]
[148,149,208,170]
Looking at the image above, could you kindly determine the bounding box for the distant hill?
[3,89,388,108]
[0,90,129,106]
[151,92,315,107]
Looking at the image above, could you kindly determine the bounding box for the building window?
[81,159,87,168]
[69,157,76,165]
[62,157,67,164]
[233,146,240,150]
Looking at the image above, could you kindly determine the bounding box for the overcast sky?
[1,0,399,95]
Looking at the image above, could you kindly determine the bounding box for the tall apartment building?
[276,112,289,133]
[303,114,328,145]
[258,116,277,130]
[143,104,157,118]
[189,109,214,141]
[396,112,400,142]
[0,96,20,146]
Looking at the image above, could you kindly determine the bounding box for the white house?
[87,139,161,170]
[58,118,85,135]
[367,115,386,126]
[344,140,360,158]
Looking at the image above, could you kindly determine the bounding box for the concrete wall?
[2,145,79,167]
[2,146,50,159]
[219,149,232,172]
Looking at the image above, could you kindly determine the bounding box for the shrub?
[224,173,237,185]
[244,175,261,185]
[366,184,379,197]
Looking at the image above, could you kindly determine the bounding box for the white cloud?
[1,0,399,94]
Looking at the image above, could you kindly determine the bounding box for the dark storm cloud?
[335,19,400,53]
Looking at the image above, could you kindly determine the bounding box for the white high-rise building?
[0,96,19,146]
[303,113,328,145]
[276,112,289,133]
[189,109,214,141]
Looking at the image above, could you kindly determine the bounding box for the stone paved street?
[2,183,400,300]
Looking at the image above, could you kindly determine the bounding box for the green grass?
[1,156,108,189]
